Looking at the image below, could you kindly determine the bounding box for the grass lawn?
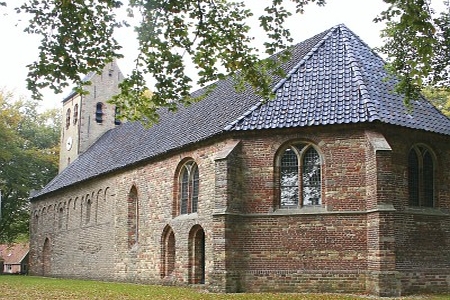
[0,275,449,300]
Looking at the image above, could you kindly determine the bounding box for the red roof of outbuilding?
[0,243,29,264]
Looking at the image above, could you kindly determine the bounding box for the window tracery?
[176,160,199,215]
[278,143,322,208]
[408,145,435,207]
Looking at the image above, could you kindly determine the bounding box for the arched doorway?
[189,225,205,284]
[161,226,175,278]
[42,238,51,276]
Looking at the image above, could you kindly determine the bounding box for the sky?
[0,0,400,111]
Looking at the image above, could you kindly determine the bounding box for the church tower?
[59,60,124,172]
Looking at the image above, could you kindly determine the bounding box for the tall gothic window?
[279,143,322,208]
[178,160,199,215]
[408,145,435,207]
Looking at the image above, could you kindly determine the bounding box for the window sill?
[402,207,449,216]
[174,212,198,220]
[272,206,328,215]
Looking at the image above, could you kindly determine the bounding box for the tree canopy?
[423,86,450,117]
[0,90,60,243]
[3,0,450,123]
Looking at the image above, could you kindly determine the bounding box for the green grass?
[0,275,448,299]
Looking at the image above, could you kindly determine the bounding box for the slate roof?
[31,24,450,200]
[227,25,450,132]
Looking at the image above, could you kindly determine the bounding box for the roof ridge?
[224,25,337,131]
[272,24,339,92]
[339,25,381,121]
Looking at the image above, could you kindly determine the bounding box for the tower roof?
[31,24,450,200]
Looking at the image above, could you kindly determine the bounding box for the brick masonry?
[30,123,450,296]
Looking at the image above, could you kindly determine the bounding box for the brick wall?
[30,124,450,296]
[380,126,450,294]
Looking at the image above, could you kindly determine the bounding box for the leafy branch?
[8,0,450,123]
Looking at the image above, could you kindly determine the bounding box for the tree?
[422,86,450,117]
[375,0,450,102]
[4,0,450,123]
[0,90,60,243]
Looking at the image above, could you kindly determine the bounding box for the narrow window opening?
[408,150,420,206]
[192,167,199,213]
[96,102,103,123]
[58,207,64,230]
[280,148,299,208]
[85,198,91,224]
[65,108,71,129]
[127,186,139,248]
[302,147,321,206]
[73,104,79,125]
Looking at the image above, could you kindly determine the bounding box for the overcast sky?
[0,0,403,111]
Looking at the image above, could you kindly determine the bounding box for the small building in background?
[0,243,29,274]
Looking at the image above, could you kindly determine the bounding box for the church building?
[29,24,450,297]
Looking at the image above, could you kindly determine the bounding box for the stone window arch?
[127,186,139,248]
[161,225,176,278]
[276,142,322,208]
[174,160,199,216]
[408,144,435,207]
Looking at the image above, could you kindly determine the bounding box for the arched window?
[73,104,79,125]
[177,160,199,215]
[95,102,104,123]
[278,143,322,208]
[408,145,435,207]
[65,108,71,129]
[127,186,139,248]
